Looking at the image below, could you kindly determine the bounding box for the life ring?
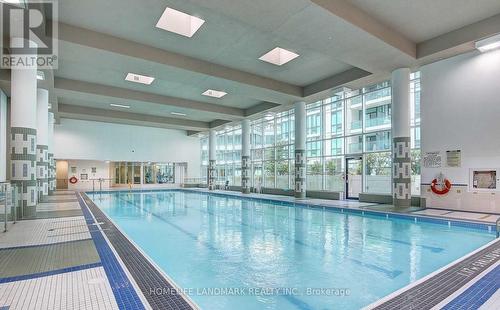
[69,177,78,184]
[431,178,452,195]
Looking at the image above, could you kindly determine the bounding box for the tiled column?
[37,89,49,200]
[391,68,412,207]
[208,129,216,190]
[294,101,306,199]
[10,38,38,216]
[48,112,55,195]
[241,119,250,194]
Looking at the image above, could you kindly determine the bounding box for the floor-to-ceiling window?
[251,110,294,189]
[410,72,421,195]
[198,75,421,196]
[212,125,242,186]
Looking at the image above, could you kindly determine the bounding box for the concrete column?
[208,129,216,190]
[0,90,7,182]
[36,89,49,200]
[48,112,55,194]
[10,38,38,216]
[241,119,251,194]
[294,101,306,199]
[391,68,412,207]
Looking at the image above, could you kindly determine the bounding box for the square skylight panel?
[259,47,299,66]
[156,7,205,38]
[202,89,227,98]
[125,73,155,85]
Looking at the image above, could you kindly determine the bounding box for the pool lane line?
[82,193,199,310]
[141,191,445,254]
[117,195,404,280]
[115,195,324,310]
[93,188,497,233]
[77,193,147,310]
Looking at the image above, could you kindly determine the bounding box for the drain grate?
[372,240,500,309]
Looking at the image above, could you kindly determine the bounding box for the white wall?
[66,160,111,191]
[0,90,7,182]
[421,48,500,213]
[54,119,201,177]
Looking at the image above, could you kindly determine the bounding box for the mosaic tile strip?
[372,240,500,310]
[241,155,250,194]
[294,149,306,198]
[393,136,411,207]
[80,193,195,310]
[77,194,146,310]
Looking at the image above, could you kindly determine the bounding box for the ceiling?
[1,0,500,135]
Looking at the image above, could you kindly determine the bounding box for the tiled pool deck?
[0,188,499,309]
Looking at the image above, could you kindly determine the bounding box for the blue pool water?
[89,190,495,310]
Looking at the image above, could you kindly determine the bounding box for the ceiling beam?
[244,102,281,117]
[58,103,209,131]
[310,0,416,58]
[417,13,500,59]
[303,68,371,97]
[58,22,303,98]
[54,77,244,119]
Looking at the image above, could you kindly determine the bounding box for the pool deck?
[0,188,499,309]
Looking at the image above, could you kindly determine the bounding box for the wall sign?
[423,151,442,168]
[469,168,500,192]
[446,150,461,167]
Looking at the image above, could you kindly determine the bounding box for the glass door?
[346,157,363,199]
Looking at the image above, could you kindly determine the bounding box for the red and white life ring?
[69,176,78,184]
[431,178,452,195]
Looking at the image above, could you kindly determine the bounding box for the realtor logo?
[0,0,58,69]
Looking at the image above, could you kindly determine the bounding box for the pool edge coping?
[363,237,500,309]
[80,192,200,310]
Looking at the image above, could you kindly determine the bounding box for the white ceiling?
[351,0,500,42]
[24,0,499,133]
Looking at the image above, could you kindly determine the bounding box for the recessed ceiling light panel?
[476,34,500,52]
[125,73,155,85]
[156,7,205,38]
[171,112,187,116]
[202,89,227,98]
[259,47,299,66]
[110,103,130,109]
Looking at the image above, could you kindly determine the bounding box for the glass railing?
[365,141,391,152]
[349,143,363,153]
[364,88,391,103]
[365,117,391,128]
[350,120,362,130]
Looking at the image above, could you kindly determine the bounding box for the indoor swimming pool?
[88,190,495,310]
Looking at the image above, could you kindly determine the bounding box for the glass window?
[365,152,392,193]
[307,158,322,190]
[23,164,28,177]
[346,135,363,154]
[365,131,391,152]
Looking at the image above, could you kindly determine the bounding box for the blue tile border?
[77,193,145,310]
[87,189,497,235]
[0,262,102,284]
[442,264,500,309]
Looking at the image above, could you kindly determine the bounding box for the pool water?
[89,190,494,310]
